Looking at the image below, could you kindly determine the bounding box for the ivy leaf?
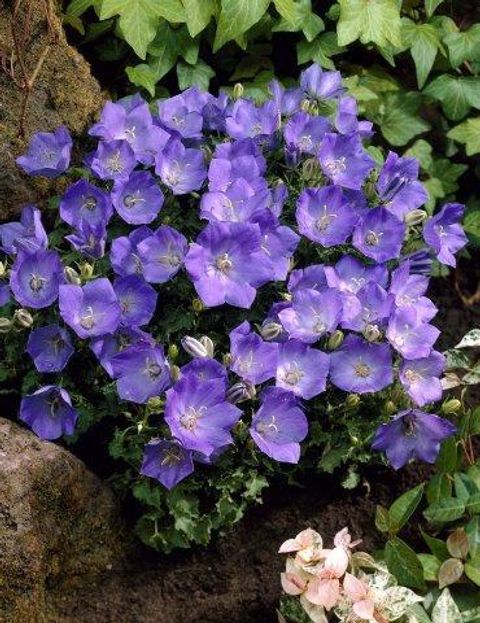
[385,537,425,589]
[66,0,100,16]
[297,32,345,70]
[402,19,443,89]
[424,75,480,121]
[181,0,216,37]
[464,207,480,247]
[444,25,480,68]
[213,0,270,51]
[337,0,402,49]
[177,59,215,91]
[273,0,324,42]
[377,92,430,146]
[100,0,159,58]
[425,0,445,18]
[448,118,480,155]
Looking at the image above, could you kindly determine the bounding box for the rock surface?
[0,0,104,220]
[0,417,131,623]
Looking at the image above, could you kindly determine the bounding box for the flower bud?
[260,321,284,341]
[0,318,12,334]
[146,396,164,412]
[302,157,321,182]
[345,394,360,409]
[405,209,428,226]
[0,261,6,278]
[227,381,256,404]
[199,335,214,358]
[181,336,209,358]
[233,83,244,100]
[223,352,233,367]
[192,298,204,313]
[170,365,181,382]
[327,330,344,350]
[13,308,33,328]
[442,399,462,415]
[168,344,179,362]
[384,401,397,416]
[280,292,292,301]
[64,266,81,285]
[363,324,382,342]
[80,262,94,280]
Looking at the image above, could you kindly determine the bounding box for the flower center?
[106,151,124,174]
[283,364,304,386]
[365,230,382,246]
[354,362,371,378]
[315,206,336,232]
[325,157,346,176]
[404,369,421,382]
[80,306,96,329]
[145,358,162,379]
[49,336,65,354]
[180,405,206,431]
[123,193,145,209]
[29,273,47,292]
[82,196,98,211]
[41,149,56,164]
[402,415,417,437]
[161,446,183,466]
[298,135,313,151]
[124,126,136,139]
[216,253,233,274]
[257,415,279,434]
[165,161,182,186]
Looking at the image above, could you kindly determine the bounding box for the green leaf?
[466,517,480,558]
[177,59,215,91]
[467,493,480,515]
[181,0,216,37]
[468,464,480,490]
[465,555,480,586]
[385,537,425,589]
[377,92,430,146]
[66,0,100,16]
[438,558,464,588]
[455,473,477,502]
[425,0,445,18]
[273,0,324,41]
[431,588,461,623]
[424,498,466,524]
[298,32,346,69]
[389,483,425,534]
[436,436,458,474]
[422,529,450,561]
[448,117,480,155]
[100,0,159,58]
[455,330,480,349]
[337,0,401,48]
[427,474,453,504]
[418,553,441,581]
[402,19,442,89]
[444,25,480,68]
[424,75,480,121]
[464,208,480,248]
[375,504,391,533]
[213,0,270,51]
[447,528,470,559]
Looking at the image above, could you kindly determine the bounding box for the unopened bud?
[260,321,284,341]
[80,262,94,280]
[181,336,209,358]
[442,398,462,415]
[384,401,397,416]
[363,324,382,342]
[0,318,12,334]
[168,344,179,361]
[280,292,292,301]
[223,352,233,367]
[192,298,204,313]
[0,261,6,277]
[227,381,256,404]
[13,308,33,328]
[64,266,81,285]
[199,335,214,358]
[170,365,181,382]
[345,394,360,409]
[327,330,344,350]
[147,396,164,412]
[405,209,427,226]
[233,83,244,100]
[302,157,321,182]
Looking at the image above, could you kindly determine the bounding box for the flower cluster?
[279,527,422,622]
[1,64,466,490]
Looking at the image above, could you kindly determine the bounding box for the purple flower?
[10,249,63,309]
[113,275,157,327]
[59,277,121,338]
[180,358,228,387]
[288,264,327,294]
[389,262,437,322]
[330,334,393,393]
[250,387,308,463]
[278,288,342,343]
[185,222,272,309]
[229,321,279,385]
[342,282,393,332]
[155,139,206,195]
[252,211,300,281]
[140,439,194,490]
[111,344,170,403]
[157,91,204,139]
[399,351,445,407]
[377,152,428,219]
[352,207,405,263]
[260,301,291,343]
[423,203,467,267]
[88,139,136,181]
[91,327,154,377]
[226,100,279,140]
[296,186,361,247]
[318,133,375,190]
[59,180,112,228]
[65,221,107,259]
[269,79,303,116]
[200,180,269,224]
[19,385,77,440]
[283,111,330,156]
[372,410,456,469]
[325,255,388,294]
[208,139,266,191]
[26,325,74,373]
[110,226,152,277]
[276,340,329,400]
[0,205,48,255]
[386,308,439,360]
[164,375,242,456]
[300,65,344,100]
[16,126,72,178]
[335,96,372,136]
[137,225,188,284]
[111,170,164,225]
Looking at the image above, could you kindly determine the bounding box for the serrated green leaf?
[337,0,401,48]
[432,588,461,623]
[464,209,480,248]
[404,139,434,171]
[385,537,425,589]
[402,19,442,89]
[377,92,430,146]
[389,483,425,534]
[66,0,99,16]
[424,497,466,524]
[424,75,480,121]
[298,32,346,69]
[181,0,216,37]
[445,25,480,68]
[100,0,161,58]
[273,0,324,41]
[465,555,480,586]
[448,117,480,155]
[177,59,215,91]
[425,0,445,18]
[213,0,270,51]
